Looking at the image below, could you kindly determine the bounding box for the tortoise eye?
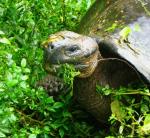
[67,45,80,52]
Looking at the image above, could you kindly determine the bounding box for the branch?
[15,109,44,125]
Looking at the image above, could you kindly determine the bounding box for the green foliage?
[0,0,99,137]
[0,32,100,137]
[105,23,118,32]
[119,26,131,40]
[0,0,94,82]
[57,64,80,85]
[97,85,150,137]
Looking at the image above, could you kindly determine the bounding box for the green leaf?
[140,114,150,134]
[0,131,6,137]
[0,31,5,35]
[43,134,49,138]
[144,114,150,125]
[0,128,10,134]
[96,85,112,95]
[46,97,54,104]
[141,104,149,114]
[53,102,64,109]
[44,126,50,132]
[29,134,36,138]
[0,89,4,92]
[63,111,72,118]
[21,75,28,80]
[111,100,126,122]
[9,114,17,122]
[21,58,26,68]
[20,81,27,89]
[119,125,124,134]
[47,107,56,112]
[0,38,11,45]
[23,68,30,73]
[51,123,62,129]
[59,128,65,138]
[6,79,18,87]
[105,23,118,32]
[119,26,131,39]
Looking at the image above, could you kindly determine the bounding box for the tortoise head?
[43,31,100,78]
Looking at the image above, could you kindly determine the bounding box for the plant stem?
[113,90,150,96]
[15,109,44,125]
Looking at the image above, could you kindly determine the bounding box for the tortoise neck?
[73,61,111,123]
[78,51,102,78]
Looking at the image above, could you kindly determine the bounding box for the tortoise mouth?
[44,50,99,78]
[44,61,91,73]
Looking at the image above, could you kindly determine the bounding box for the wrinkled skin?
[42,0,150,124]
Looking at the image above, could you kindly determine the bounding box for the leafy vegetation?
[97,85,150,137]
[0,0,100,137]
[0,0,150,137]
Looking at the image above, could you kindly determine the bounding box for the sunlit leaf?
[0,131,6,137]
[0,30,5,35]
[23,68,30,73]
[53,102,64,109]
[144,114,150,125]
[29,134,36,138]
[44,126,50,132]
[9,114,17,122]
[119,26,131,39]
[140,114,150,135]
[0,38,11,45]
[21,75,28,81]
[6,79,18,87]
[105,23,118,32]
[21,58,26,68]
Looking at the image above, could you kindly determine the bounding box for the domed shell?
[78,0,150,82]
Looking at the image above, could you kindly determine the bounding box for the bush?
[0,0,100,137]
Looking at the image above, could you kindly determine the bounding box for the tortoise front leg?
[36,74,68,97]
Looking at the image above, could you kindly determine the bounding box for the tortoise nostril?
[48,43,54,50]
[51,45,54,49]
